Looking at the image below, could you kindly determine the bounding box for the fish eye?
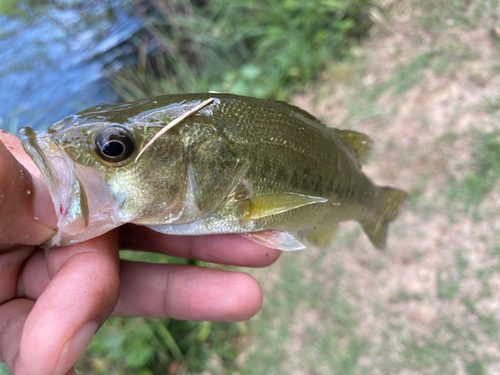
[95,126,135,163]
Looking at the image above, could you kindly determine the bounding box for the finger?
[0,245,35,303]
[17,247,48,300]
[0,301,77,375]
[114,261,263,321]
[0,244,35,374]
[0,299,34,375]
[20,232,120,375]
[19,254,264,322]
[0,140,57,246]
[120,225,281,267]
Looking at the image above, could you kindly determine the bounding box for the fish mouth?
[19,127,89,247]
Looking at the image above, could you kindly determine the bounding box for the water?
[0,0,142,132]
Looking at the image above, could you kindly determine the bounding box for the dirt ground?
[236,1,500,374]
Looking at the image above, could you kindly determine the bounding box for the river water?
[0,0,142,132]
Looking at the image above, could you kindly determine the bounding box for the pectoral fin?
[186,126,248,216]
[240,193,328,221]
[239,230,306,251]
[305,224,339,249]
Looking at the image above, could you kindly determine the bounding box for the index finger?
[119,225,281,267]
[20,231,120,375]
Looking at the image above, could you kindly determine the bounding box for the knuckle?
[0,145,15,200]
[0,144,35,244]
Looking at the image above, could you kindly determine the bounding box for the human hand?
[0,131,280,375]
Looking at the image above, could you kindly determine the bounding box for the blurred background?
[1,0,500,373]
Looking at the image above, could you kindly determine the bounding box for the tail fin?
[360,187,408,249]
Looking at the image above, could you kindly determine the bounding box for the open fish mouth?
[19,127,89,247]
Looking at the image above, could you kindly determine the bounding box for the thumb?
[0,135,58,246]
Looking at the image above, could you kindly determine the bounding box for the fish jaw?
[19,127,121,247]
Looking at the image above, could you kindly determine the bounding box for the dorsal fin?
[339,130,373,164]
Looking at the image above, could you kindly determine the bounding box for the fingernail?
[32,176,58,228]
[55,322,97,375]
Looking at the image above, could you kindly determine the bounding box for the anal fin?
[305,224,339,249]
[239,230,306,251]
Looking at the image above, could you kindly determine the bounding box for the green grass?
[0,364,9,375]
[465,360,486,375]
[239,2,500,373]
[0,0,37,17]
[79,316,249,374]
[239,250,368,374]
[447,130,500,213]
[417,0,494,30]
[437,267,461,300]
[483,95,500,114]
[351,42,478,113]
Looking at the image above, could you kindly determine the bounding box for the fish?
[18,93,408,250]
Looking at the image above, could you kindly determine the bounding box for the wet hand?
[0,131,280,375]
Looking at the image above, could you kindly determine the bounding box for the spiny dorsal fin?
[339,130,373,165]
[240,193,328,222]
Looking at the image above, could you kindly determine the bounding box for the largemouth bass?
[19,93,407,250]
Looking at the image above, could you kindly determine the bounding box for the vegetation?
[448,130,500,212]
[109,0,373,101]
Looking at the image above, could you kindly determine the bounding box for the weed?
[79,315,249,373]
[108,0,373,101]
